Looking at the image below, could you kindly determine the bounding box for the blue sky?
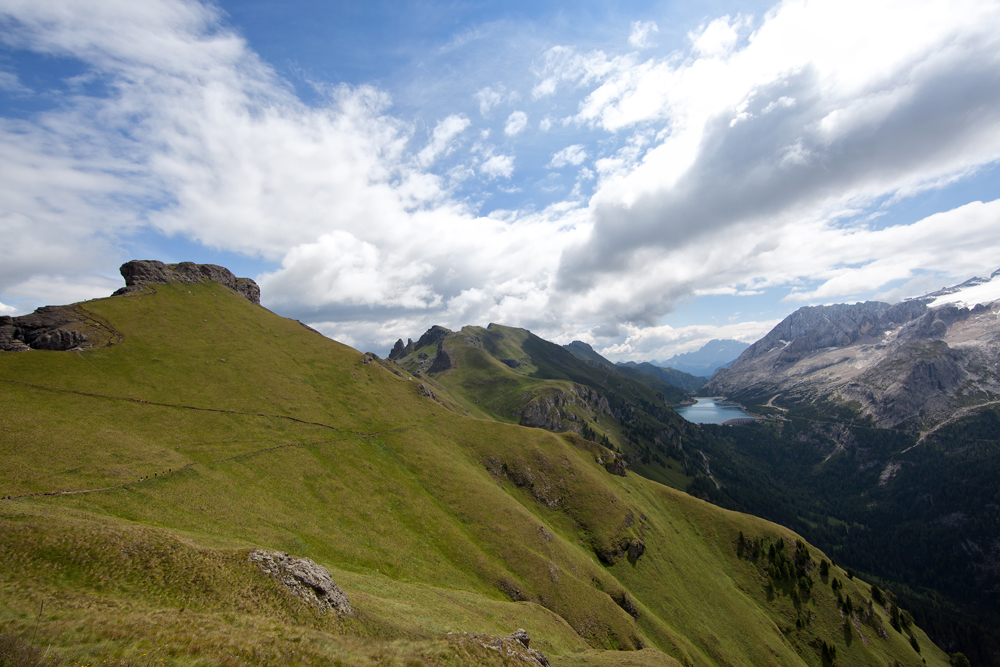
[1,0,999,360]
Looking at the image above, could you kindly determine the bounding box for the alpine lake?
[675,397,756,424]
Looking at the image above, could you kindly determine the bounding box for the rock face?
[705,295,1000,429]
[1,305,120,352]
[116,260,260,305]
[465,629,550,667]
[248,550,354,616]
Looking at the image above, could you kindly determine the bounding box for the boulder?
[0,305,94,352]
[248,549,354,616]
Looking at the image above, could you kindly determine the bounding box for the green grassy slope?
[0,282,948,667]
[616,362,708,394]
[562,342,691,403]
[393,324,704,490]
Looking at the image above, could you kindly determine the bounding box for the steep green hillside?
[615,362,708,394]
[390,324,701,489]
[562,342,693,401]
[0,279,949,667]
[692,399,1000,665]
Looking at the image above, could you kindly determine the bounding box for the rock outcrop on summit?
[115,260,261,304]
[1,260,261,352]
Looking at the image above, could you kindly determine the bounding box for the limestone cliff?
[706,290,1000,429]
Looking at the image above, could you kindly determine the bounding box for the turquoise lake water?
[674,397,755,424]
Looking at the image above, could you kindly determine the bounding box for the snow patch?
[927,269,1000,309]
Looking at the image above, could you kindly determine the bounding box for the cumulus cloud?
[474,85,518,116]
[628,21,658,49]
[549,144,587,168]
[503,110,528,136]
[2,0,999,357]
[417,114,471,167]
[688,15,747,57]
[481,153,515,178]
[555,0,1000,324]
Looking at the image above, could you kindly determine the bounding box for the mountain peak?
[116,259,260,305]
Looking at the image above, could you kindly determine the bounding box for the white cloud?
[531,46,620,99]
[0,300,18,316]
[557,0,1000,318]
[549,144,587,168]
[503,110,528,137]
[688,15,747,58]
[0,71,30,93]
[481,154,515,178]
[628,21,659,49]
[417,114,471,167]
[1,0,999,357]
[474,85,519,116]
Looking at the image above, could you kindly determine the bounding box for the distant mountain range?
[705,269,1000,430]
[651,339,750,377]
[694,268,1000,663]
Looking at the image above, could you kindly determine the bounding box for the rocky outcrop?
[427,347,457,373]
[414,325,451,350]
[248,550,354,616]
[115,260,260,305]
[462,629,550,667]
[388,338,414,360]
[1,305,120,352]
[603,455,628,477]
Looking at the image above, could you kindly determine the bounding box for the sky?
[1,0,999,362]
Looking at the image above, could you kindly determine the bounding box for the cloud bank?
[1,0,999,361]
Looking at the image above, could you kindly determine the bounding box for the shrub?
[0,633,61,667]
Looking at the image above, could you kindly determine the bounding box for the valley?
[0,261,952,667]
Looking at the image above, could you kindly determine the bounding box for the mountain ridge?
[705,274,1000,429]
[0,261,956,666]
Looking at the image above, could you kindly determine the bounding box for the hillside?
[0,261,948,667]
[389,326,699,489]
[561,341,691,402]
[691,271,1000,664]
[616,362,707,393]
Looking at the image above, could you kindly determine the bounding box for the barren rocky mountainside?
[705,271,1000,430]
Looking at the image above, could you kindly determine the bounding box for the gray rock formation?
[248,549,354,616]
[388,338,414,360]
[468,629,550,667]
[1,305,119,352]
[706,295,1000,429]
[604,455,628,477]
[115,260,260,304]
